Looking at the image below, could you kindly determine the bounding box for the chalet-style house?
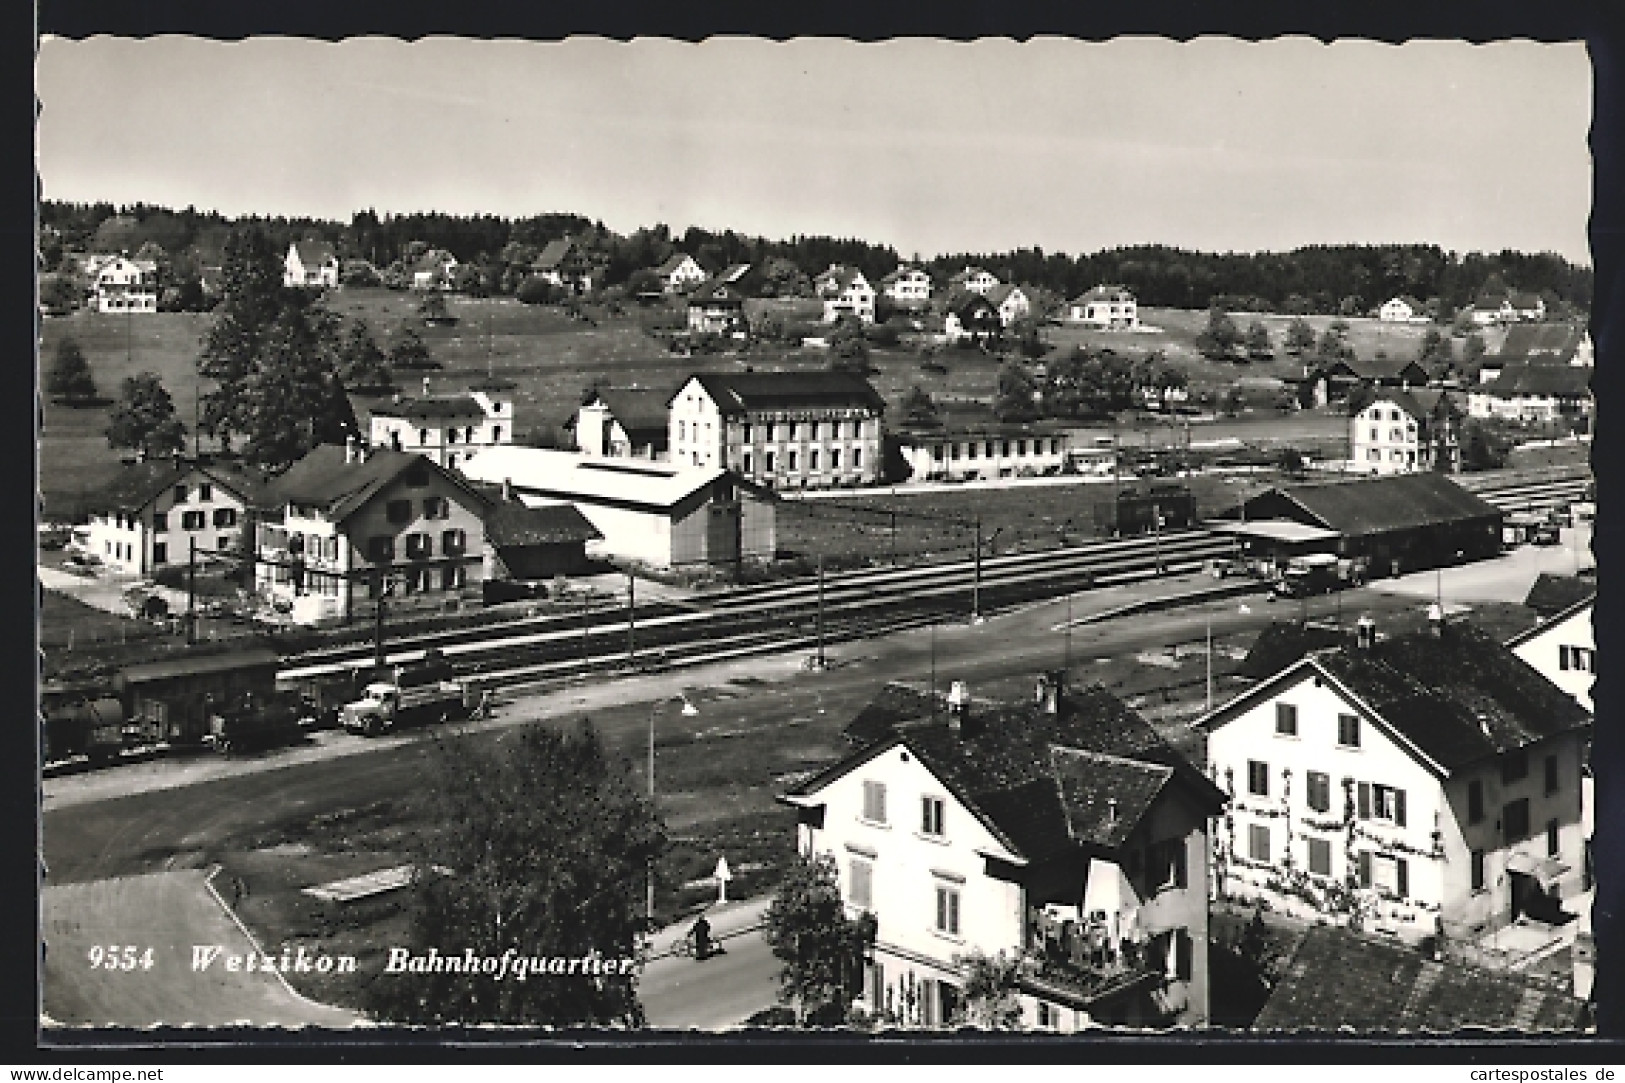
[458,446,777,570]
[947,266,1000,296]
[686,281,747,334]
[880,266,933,309]
[568,386,673,461]
[1068,286,1138,329]
[943,293,1001,345]
[84,458,270,576]
[814,265,877,325]
[1307,355,1431,407]
[1200,616,1592,946]
[1350,390,1461,475]
[655,253,708,293]
[1508,588,1595,714]
[984,283,1035,327]
[254,443,493,625]
[282,240,339,290]
[1467,364,1593,431]
[1378,296,1428,323]
[781,675,1227,1030]
[667,371,886,489]
[532,237,602,295]
[1470,292,1545,326]
[363,380,514,470]
[94,256,159,313]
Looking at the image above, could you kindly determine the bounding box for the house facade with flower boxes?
[780,675,1226,1031]
[1200,616,1591,946]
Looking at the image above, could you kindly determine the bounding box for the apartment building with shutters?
[83,458,270,577]
[781,674,1225,1031]
[1200,615,1591,945]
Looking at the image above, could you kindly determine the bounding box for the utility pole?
[889,509,897,567]
[186,537,197,645]
[375,568,389,669]
[1153,501,1163,575]
[929,620,938,722]
[626,571,636,664]
[581,591,591,678]
[1064,592,1073,677]
[1205,612,1214,711]
[815,554,826,670]
[971,514,983,623]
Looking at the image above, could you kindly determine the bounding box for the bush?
[516,276,562,306]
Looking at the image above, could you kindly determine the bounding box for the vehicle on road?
[340,651,470,737]
[205,689,306,754]
[1271,553,1366,599]
[41,689,128,764]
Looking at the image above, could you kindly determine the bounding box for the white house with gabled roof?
[1507,595,1595,714]
[283,240,339,289]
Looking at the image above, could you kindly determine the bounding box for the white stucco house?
[1068,286,1138,329]
[1508,594,1595,714]
[283,240,340,290]
[814,265,877,325]
[363,380,515,471]
[84,458,270,577]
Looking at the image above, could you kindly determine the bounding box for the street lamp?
[648,691,699,923]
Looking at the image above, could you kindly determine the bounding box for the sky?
[36,36,1594,263]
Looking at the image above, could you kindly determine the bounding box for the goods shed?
[1220,473,1502,575]
[482,500,602,580]
[115,644,284,746]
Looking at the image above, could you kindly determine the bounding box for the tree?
[46,337,98,404]
[994,362,1040,422]
[827,316,872,375]
[196,227,291,446]
[899,385,940,427]
[418,292,451,322]
[763,852,877,1026]
[1195,305,1242,361]
[1245,320,1274,361]
[1460,419,1508,471]
[954,950,1024,1030]
[516,276,560,305]
[1315,323,1355,363]
[105,372,186,458]
[390,327,438,371]
[1418,328,1456,378]
[342,261,383,288]
[1284,318,1317,356]
[625,268,662,297]
[338,320,394,393]
[237,305,355,471]
[40,274,79,314]
[364,722,658,1026]
[760,257,811,299]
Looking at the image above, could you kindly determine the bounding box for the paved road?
[641,898,778,1030]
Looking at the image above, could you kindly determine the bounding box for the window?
[493,426,502,442]
[174,485,188,503]
[921,796,946,837]
[1037,1001,1060,1030]
[1337,714,1361,748]
[1150,838,1188,891]
[765,451,775,473]
[1372,784,1407,826]
[743,452,752,474]
[849,857,873,909]
[1503,798,1531,844]
[1369,427,1379,442]
[447,428,458,444]
[199,483,213,502]
[1462,779,1484,824]
[366,536,395,562]
[1368,449,1381,461]
[1308,837,1332,876]
[442,564,465,590]
[1375,855,1410,898]
[1357,850,1372,888]
[809,449,819,471]
[967,442,978,460]
[678,421,686,440]
[934,885,961,937]
[1545,755,1560,795]
[1547,819,1561,858]
[1560,646,1595,672]
[789,422,799,439]
[1275,703,1298,736]
[153,542,167,565]
[1306,771,1331,813]
[153,511,167,531]
[386,500,413,524]
[405,533,432,560]
[788,450,798,471]
[1502,749,1528,784]
[852,448,862,469]
[465,427,473,443]
[1248,824,1270,862]
[830,449,841,471]
[218,536,231,551]
[213,508,236,528]
[1471,849,1487,892]
[767,423,777,442]
[861,781,887,824]
[743,423,753,442]
[181,510,205,530]
[1247,760,1269,797]
[422,496,446,520]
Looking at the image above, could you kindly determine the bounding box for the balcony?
[1020,908,1160,1007]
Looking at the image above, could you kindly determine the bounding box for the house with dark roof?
[654,252,707,293]
[1494,324,1592,371]
[813,265,877,324]
[1350,388,1462,475]
[1468,363,1593,431]
[942,292,1001,344]
[531,237,603,294]
[84,458,272,577]
[1253,925,1589,1031]
[1221,473,1503,573]
[1509,586,1595,714]
[568,387,673,461]
[947,266,1000,296]
[254,443,494,625]
[1523,571,1597,620]
[782,674,1226,1030]
[479,495,602,581]
[1308,355,1432,407]
[363,380,514,470]
[669,371,887,489]
[93,255,159,313]
[1068,285,1138,328]
[283,240,339,290]
[1508,291,1547,322]
[685,280,747,334]
[984,283,1036,327]
[1200,616,1592,945]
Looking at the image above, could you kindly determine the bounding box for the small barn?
[1222,473,1502,574]
[115,644,283,746]
[482,500,603,580]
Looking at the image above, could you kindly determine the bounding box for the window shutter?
[1394,789,1407,828]
[922,797,932,835]
[1176,930,1193,981]
[1357,850,1372,888]
[1396,857,1409,899]
[1357,782,1372,820]
[1174,842,1188,889]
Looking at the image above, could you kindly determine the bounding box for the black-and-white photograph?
[36,33,1600,1036]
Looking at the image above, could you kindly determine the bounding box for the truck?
[1271,553,1367,599]
[41,690,127,764]
[340,651,471,737]
[204,689,306,754]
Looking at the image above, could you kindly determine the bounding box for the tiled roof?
[1499,323,1583,359]
[1050,748,1174,849]
[1375,388,1459,421]
[117,644,283,684]
[1312,621,1592,773]
[270,445,490,524]
[1237,474,1501,536]
[682,371,886,413]
[688,281,746,306]
[459,446,767,511]
[533,238,576,269]
[718,263,752,284]
[655,253,695,276]
[1344,355,1431,382]
[483,502,602,546]
[579,387,674,439]
[1523,572,1597,618]
[946,293,998,320]
[89,460,273,514]
[1254,926,1588,1032]
[1482,364,1591,398]
[1509,292,1545,310]
[1235,621,1352,681]
[369,395,487,422]
[1073,285,1135,305]
[814,265,871,294]
[293,240,337,267]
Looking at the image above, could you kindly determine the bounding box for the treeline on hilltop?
[39,200,1591,316]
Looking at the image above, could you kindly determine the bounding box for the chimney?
[1355,615,1377,650]
[345,435,358,464]
[1426,603,1445,637]
[1106,797,1119,826]
[946,680,969,734]
[422,376,431,398]
[501,477,514,503]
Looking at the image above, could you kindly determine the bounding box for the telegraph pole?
[375,568,389,669]
[815,554,826,670]
[626,571,636,664]
[971,514,983,623]
[186,537,197,645]
[581,591,591,678]
[889,509,897,567]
